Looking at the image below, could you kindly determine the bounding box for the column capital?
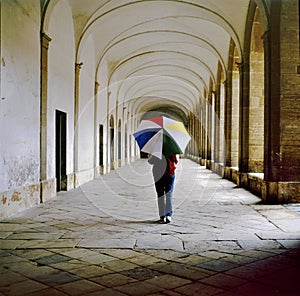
[235,61,243,71]
[94,81,100,95]
[41,32,52,49]
[75,62,83,71]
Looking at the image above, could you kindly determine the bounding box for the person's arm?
[175,154,179,165]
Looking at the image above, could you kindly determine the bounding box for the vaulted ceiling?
[45,0,251,120]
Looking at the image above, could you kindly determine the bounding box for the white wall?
[76,35,96,182]
[47,0,75,179]
[0,0,40,192]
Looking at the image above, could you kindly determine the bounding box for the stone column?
[206,92,212,169]
[116,99,119,168]
[74,62,82,187]
[198,104,202,161]
[213,89,220,170]
[224,78,232,179]
[263,27,280,188]
[201,100,206,166]
[40,33,57,202]
[214,63,222,173]
[196,112,200,161]
[94,81,100,177]
[262,1,300,202]
[192,114,196,158]
[40,33,51,182]
[187,114,191,156]
[193,115,196,159]
[106,90,111,171]
[237,60,250,186]
[198,105,203,162]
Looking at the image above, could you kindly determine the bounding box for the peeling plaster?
[0,184,40,220]
[11,191,21,202]
[1,196,7,205]
[5,154,39,190]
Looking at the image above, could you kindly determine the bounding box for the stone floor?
[1,159,300,296]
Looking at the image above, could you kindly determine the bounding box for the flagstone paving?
[0,159,300,295]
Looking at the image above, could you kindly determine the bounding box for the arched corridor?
[0,0,300,293]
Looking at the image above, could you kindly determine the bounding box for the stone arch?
[223,36,241,182]
[47,0,76,180]
[213,61,226,175]
[205,77,215,169]
[41,0,60,33]
[240,0,268,175]
[253,0,270,31]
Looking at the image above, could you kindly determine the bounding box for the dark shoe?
[165,216,172,223]
[158,217,166,224]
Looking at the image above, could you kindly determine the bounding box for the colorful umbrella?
[133,115,191,158]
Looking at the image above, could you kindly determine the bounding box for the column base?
[206,160,212,170]
[200,158,206,166]
[262,181,300,203]
[211,161,225,177]
[40,178,56,202]
[67,173,75,190]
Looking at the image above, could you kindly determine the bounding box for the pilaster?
[237,60,250,174]
[74,62,83,187]
[40,32,51,182]
[94,81,100,177]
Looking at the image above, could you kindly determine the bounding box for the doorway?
[55,110,67,191]
[99,124,103,166]
[110,115,115,169]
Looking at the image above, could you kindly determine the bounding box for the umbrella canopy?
[133,116,191,158]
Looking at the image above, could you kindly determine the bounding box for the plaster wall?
[0,0,40,191]
[0,0,40,218]
[47,0,75,179]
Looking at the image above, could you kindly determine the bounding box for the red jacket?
[148,155,178,180]
[165,155,178,176]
